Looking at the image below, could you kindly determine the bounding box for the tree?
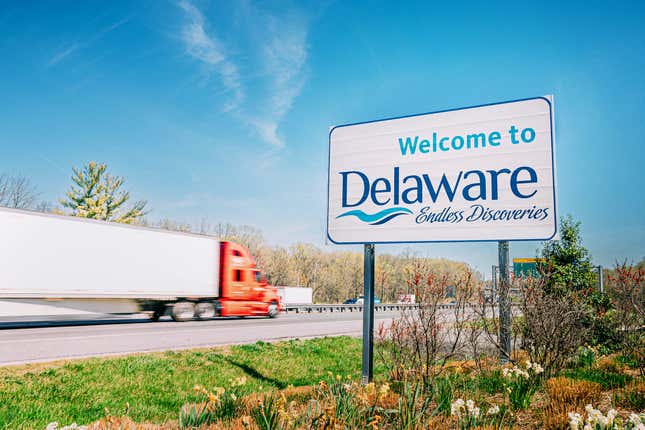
[538,215,596,295]
[0,174,39,209]
[60,162,147,224]
[537,216,619,350]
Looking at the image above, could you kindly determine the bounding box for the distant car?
[345,296,381,305]
[397,294,415,304]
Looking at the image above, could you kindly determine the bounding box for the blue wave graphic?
[336,207,413,225]
[370,212,409,225]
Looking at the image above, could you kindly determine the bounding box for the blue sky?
[1,0,644,276]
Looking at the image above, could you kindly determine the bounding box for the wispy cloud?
[47,44,80,67]
[177,0,243,112]
[251,12,309,148]
[46,16,132,68]
[176,1,310,149]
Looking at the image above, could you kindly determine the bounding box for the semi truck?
[0,207,281,321]
[276,286,313,306]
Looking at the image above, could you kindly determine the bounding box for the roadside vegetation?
[1,335,641,429]
[0,337,372,429]
[1,221,643,429]
[1,169,643,429]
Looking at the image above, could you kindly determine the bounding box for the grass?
[563,367,633,390]
[0,336,382,430]
[1,336,642,430]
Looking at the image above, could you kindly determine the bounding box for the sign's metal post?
[597,265,604,294]
[498,241,511,363]
[491,265,497,301]
[362,243,375,384]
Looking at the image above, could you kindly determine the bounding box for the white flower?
[598,416,609,427]
[451,398,465,417]
[487,405,500,416]
[629,413,643,425]
[466,399,475,412]
[532,363,544,374]
[583,425,592,430]
[471,407,480,418]
[59,425,88,430]
[46,424,59,430]
[568,412,583,430]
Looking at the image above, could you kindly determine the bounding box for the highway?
[0,311,401,366]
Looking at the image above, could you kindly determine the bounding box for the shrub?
[607,262,645,377]
[518,275,591,375]
[376,265,479,387]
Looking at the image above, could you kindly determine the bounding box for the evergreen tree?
[538,215,620,348]
[60,161,147,224]
[538,215,597,295]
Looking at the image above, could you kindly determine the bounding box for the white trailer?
[0,207,221,321]
[0,208,283,321]
[276,286,313,305]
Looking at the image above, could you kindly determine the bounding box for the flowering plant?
[503,360,544,410]
[451,398,504,430]
[569,405,645,430]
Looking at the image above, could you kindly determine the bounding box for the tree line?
[0,161,475,302]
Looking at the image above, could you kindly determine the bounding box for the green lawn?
[0,336,379,430]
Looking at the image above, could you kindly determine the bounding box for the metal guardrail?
[281,303,463,313]
[282,302,517,314]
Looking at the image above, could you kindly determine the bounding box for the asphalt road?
[0,311,401,366]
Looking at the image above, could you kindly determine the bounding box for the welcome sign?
[327,96,557,244]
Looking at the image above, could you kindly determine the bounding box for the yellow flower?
[241,415,252,428]
[379,383,390,396]
[336,374,342,381]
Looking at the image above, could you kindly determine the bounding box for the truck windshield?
[255,271,261,282]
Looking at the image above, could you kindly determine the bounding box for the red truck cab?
[217,241,281,317]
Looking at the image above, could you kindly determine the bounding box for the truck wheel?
[171,301,195,322]
[149,304,166,321]
[195,302,215,320]
[267,301,279,318]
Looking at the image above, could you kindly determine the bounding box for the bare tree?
[377,263,478,387]
[0,174,39,209]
